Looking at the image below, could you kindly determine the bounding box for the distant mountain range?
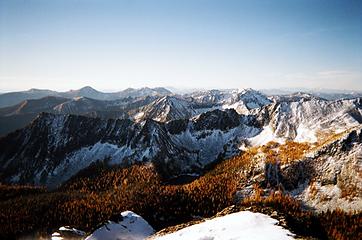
[0,87,171,136]
[0,87,271,136]
[0,86,172,108]
[260,88,362,100]
[0,87,361,191]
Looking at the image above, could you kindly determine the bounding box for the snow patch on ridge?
[248,126,285,146]
[294,124,318,143]
[152,211,294,240]
[47,142,134,187]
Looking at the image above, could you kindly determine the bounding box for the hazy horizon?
[1,85,362,95]
[1,0,361,91]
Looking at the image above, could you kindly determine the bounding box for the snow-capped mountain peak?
[133,96,196,122]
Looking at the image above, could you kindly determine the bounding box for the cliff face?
[0,109,260,188]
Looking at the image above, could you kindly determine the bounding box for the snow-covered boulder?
[151,211,294,240]
[51,226,85,240]
[85,211,155,240]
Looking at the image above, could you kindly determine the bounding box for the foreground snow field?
[83,210,294,240]
[151,211,294,240]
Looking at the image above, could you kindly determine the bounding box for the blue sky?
[0,0,361,91]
